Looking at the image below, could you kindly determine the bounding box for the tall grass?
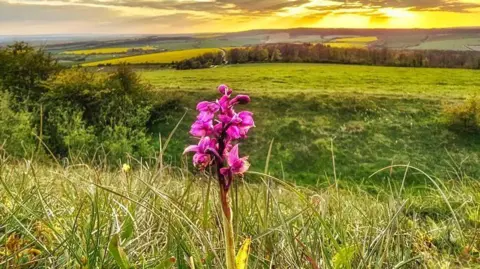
[1,150,479,268]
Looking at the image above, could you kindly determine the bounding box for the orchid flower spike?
[184,84,254,189]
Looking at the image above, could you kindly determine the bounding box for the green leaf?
[108,234,131,269]
[332,246,356,269]
[236,238,252,269]
[122,205,136,241]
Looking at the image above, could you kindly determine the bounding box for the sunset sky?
[0,0,479,35]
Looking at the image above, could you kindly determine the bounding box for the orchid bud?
[218,84,232,96]
[230,95,250,105]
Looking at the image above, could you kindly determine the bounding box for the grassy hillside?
[1,160,479,268]
[142,64,480,182]
[83,48,221,66]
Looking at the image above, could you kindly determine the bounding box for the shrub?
[0,92,37,157]
[443,96,480,131]
[101,125,153,162]
[1,44,155,163]
[45,104,97,159]
[41,65,155,163]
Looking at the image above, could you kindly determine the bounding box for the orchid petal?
[228,144,240,167]
[183,145,199,154]
[226,125,241,140]
[235,158,250,174]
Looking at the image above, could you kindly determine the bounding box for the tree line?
[175,51,224,70]
[175,43,480,70]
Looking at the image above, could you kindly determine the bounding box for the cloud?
[0,1,116,22]
[4,0,310,14]
[328,0,480,13]
[0,0,479,34]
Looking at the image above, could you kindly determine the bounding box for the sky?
[0,0,480,35]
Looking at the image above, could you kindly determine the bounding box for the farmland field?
[334,36,378,43]
[379,34,427,49]
[410,37,480,51]
[82,48,221,66]
[324,42,367,48]
[142,63,480,182]
[323,36,377,48]
[63,46,157,55]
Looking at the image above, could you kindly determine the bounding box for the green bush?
[0,92,37,157]
[443,96,480,131]
[45,104,97,159]
[100,125,153,162]
[42,66,154,163]
[0,44,156,164]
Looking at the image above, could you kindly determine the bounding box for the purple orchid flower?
[190,119,214,137]
[183,136,218,169]
[184,84,254,269]
[223,111,255,140]
[184,84,253,190]
[220,145,250,176]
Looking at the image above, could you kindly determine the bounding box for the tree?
[0,42,59,108]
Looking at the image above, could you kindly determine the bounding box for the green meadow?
[142,63,480,182]
[3,57,480,268]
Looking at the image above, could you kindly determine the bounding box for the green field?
[63,46,157,55]
[142,63,480,182]
[380,34,427,49]
[83,48,221,66]
[410,37,480,51]
[143,63,479,96]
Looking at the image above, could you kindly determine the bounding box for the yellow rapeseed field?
[323,36,377,48]
[64,46,157,55]
[82,48,221,66]
[334,36,378,43]
[324,42,367,48]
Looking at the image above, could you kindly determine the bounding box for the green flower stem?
[220,186,236,269]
